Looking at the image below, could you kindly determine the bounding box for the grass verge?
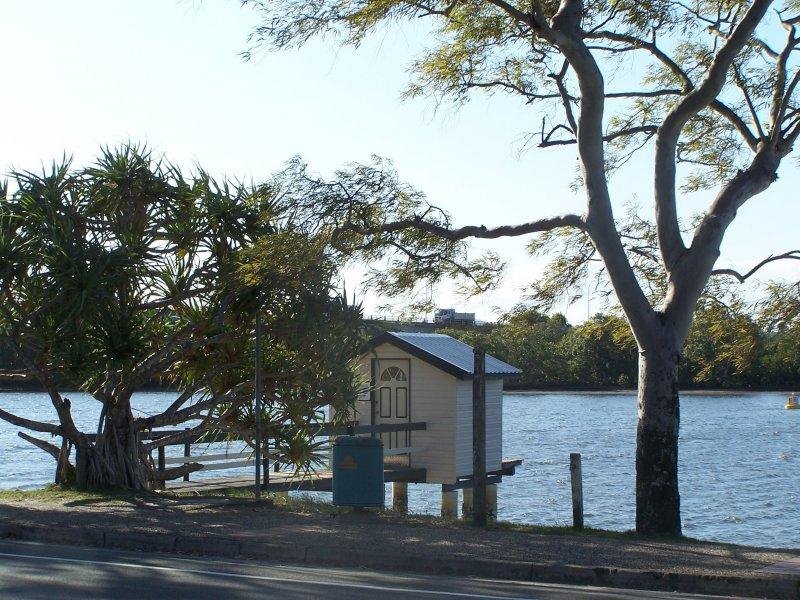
[0,485,709,546]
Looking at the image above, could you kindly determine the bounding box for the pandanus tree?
[242,0,800,534]
[0,146,365,489]
[204,235,368,478]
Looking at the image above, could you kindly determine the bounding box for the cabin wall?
[455,378,503,477]
[359,343,458,484]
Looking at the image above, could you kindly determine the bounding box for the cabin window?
[380,366,407,381]
[396,387,408,418]
[379,387,391,417]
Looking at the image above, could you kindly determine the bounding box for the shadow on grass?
[1,485,797,567]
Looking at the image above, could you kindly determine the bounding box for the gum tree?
[243,0,800,534]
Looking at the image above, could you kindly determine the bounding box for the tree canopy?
[239,0,800,534]
[0,146,366,488]
[439,293,800,390]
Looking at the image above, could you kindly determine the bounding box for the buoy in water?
[786,393,799,410]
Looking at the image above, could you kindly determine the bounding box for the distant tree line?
[6,289,799,392]
[439,288,800,390]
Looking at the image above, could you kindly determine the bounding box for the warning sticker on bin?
[339,454,358,470]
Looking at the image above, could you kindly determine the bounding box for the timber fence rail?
[76,421,426,486]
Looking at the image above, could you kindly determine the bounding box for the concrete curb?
[1,521,797,599]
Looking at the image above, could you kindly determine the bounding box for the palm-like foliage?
[0,146,366,489]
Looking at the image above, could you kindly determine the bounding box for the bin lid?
[333,435,383,447]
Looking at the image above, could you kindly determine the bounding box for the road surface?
[0,539,739,599]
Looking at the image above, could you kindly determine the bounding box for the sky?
[1,0,798,323]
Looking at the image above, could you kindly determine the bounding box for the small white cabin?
[355,332,521,485]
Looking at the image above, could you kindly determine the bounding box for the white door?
[375,359,410,450]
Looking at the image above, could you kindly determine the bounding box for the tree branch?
[769,25,800,139]
[136,285,216,310]
[774,69,800,145]
[129,330,230,390]
[465,80,566,102]
[548,1,662,348]
[606,89,682,98]
[710,100,759,150]
[485,0,536,27]
[143,421,214,452]
[731,65,767,141]
[344,213,586,241]
[711,250,800,282]
[0,301,83,444]
[138,397,220,430]
[0,406,61,435]
[539,125,657,147]
[666,146,782,338]
[18,431,61,460]
[654,0,774,273]
[550,59,578,132]
[137,384,251,431]
[585,31,693,89]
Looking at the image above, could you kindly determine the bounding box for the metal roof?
[367,332,521,380]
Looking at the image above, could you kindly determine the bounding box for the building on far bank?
[433,308,476,326]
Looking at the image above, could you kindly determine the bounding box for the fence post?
[157,445,166,491]
[76,445,88,489]
[183,430,190,482]
[392,481,408,513]
[570,452,584,530]
[472,346,487,527]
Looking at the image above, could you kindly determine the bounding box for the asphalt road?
[0,539,739,600]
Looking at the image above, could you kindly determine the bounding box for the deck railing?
[141,421,427,484]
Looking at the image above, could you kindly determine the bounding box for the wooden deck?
[165,465,427,494]
[165,458,522,494]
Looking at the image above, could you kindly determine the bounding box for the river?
[0,390,797,549]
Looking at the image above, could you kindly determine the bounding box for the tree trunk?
[82,400,151,489]
[635,347,681,536]
[55,437,75,485]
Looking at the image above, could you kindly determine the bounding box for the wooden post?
[157,445,166,491]
[254,311,262,500]
[486,483,498,521]
[392,481,408,513]
[461,487,473,519]
[472,346,487,527]
[441,488,457,518]
[157,445,165,472]
[570,452,584,530]
[76,445,88,489]
[183,429,190,482]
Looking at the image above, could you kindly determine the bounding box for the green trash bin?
[332,435,384,507]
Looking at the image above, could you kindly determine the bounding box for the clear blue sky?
[2,1,797,323]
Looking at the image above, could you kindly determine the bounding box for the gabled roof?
[367,331,521,380]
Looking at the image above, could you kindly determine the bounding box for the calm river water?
[0,390,797,549]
